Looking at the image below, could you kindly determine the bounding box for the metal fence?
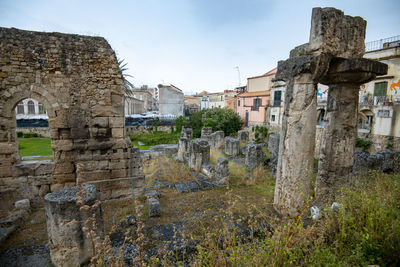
[365,35,400,52]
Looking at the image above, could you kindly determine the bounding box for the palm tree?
[117,58,135,95]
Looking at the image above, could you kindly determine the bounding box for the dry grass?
[209,148,228,165]
[0,208,48,250]
[143,156,194,186]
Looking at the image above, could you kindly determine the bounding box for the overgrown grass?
[193,172,400,266]
[18,137,52,157]
[143,156,194,186]
[128,131,180,150]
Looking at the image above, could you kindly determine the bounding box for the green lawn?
[18,137,52,157]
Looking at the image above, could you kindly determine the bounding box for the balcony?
[359,95,398,107]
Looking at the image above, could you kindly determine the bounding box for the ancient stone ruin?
[188,138,211,172]
[237,130,249,142]
[44,184,104,266]
[274,8,387,216]
[245,143,266,169]
[0,28,144,207]
[224,137,240,156]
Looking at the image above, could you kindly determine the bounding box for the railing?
[365,35,400,52]
[359,95,396,106]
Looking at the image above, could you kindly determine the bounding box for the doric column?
[316,58,387,201]
[274,54,331,216]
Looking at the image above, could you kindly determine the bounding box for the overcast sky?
[1,0,399,94]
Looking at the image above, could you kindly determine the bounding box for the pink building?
[236,91,270,126]
[236,68,276,126]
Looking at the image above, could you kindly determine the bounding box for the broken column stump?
[177,128,193,162]
[188,138,211,172]
[44,184,105,266]
[316,58,387,200]
[237,130,250,142]
[225,137,240,156]
[201,127,213,143]
[245,143,266,169]
[215,158,229,186]
[210,130,225,150]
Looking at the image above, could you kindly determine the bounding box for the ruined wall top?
[308,7,366,58]
[0,27,123,118]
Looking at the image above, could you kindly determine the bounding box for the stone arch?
[0,27,144,208]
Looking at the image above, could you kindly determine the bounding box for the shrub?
[180,108,242,138]
[356,137,372,152]
[128,131,179,146]
[16,131,23,138]
[175,116,185,134]
[23,132,38,138]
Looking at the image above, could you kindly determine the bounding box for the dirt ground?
[1,156,275,251]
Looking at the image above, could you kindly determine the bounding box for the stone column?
[45,184,105,266]
[177,137,189,161]
[188,139,210,172]
[237,130,249,142]
[274,54,330,216]
[245,143,266,169]
[201,127,213,144]
[211,131,225,149]
[224,137,240,156]
[215,158,229,186]
[181,127,193,140]
[316,58,387,200]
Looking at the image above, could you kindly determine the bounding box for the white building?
[14,98,48,119]
[158,84,184,117]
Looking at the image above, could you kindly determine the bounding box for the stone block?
[188,138,210,171]
[52,173,76,184]
[77,170,111,184]
[309,7,366,58]
[175,182,189,194]
[245,143,266,169]
[14,199,30,210]
[237,130,249,142]
[224,137,240,156]
[148,197,161,217]
[44,184,104,266]
[186,180,201,192]
[215,158,229,186]
[109,117,124,128]
[112,128,125,138]
[180,128,193,140]
[53,161,75,175]
[92,117,109,128]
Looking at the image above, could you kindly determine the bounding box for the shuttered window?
[374,82,387,96]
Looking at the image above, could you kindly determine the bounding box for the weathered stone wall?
[0,27,144,207]
[126,125,173,135]
[16,127,51,137]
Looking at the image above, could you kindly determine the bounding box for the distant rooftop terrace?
[365,35,400,52]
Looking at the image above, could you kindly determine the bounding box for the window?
[17,102,24,114]
[140,95,143,100]
[374,82,387,96]
[27,100,35,114]
[271,115,276,122]
[317,109,326,126]
[38,103,46,114]
[377,109,390,118]
[238,100,240,106]
[274,91,282,107]
[221,96,223,101]
[252,98,261,110]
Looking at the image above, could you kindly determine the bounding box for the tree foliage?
[176,108,242,138]
[117,58,135,95]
